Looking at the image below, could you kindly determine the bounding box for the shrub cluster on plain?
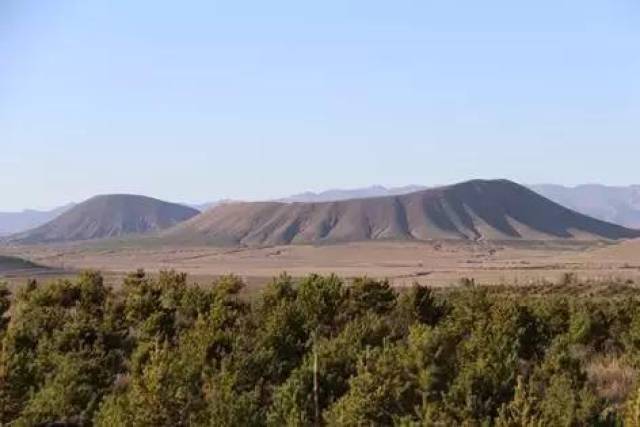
[2,271,640,425]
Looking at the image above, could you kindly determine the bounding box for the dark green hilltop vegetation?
[4,272,640,425]
[0,255,47,274]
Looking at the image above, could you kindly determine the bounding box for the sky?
[1,0,639,211]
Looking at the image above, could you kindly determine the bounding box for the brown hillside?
[7,195,199,244]
[162,180,640,246]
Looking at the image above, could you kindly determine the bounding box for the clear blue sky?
[1,0,639,210]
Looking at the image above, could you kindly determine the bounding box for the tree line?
[2,270,640,425]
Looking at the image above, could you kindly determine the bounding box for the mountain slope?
[0,204,75,236]
[7,195,199,244]
[531,184,640,229]
[277,184,640,229]
[162,180,640,246]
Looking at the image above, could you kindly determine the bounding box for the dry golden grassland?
[2,239,639,291]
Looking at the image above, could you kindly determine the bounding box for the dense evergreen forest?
[2,271,640,426]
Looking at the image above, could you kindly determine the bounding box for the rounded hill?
[161,179,640,246]
[7,194,199,244]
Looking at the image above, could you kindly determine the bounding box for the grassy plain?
[2,239,639,291]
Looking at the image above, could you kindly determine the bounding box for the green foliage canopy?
[1,271,640,426]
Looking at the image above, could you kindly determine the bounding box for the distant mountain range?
[529,184,640,229]
[6,195,199,244]
[278,185,428,203]
[160,180,639,246]
[187,199,237,212]
[2,182,639,245]
[0,204,75,236]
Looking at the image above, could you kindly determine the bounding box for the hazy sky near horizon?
[1,1,639,210]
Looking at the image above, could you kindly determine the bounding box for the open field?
[2,239,640,290]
